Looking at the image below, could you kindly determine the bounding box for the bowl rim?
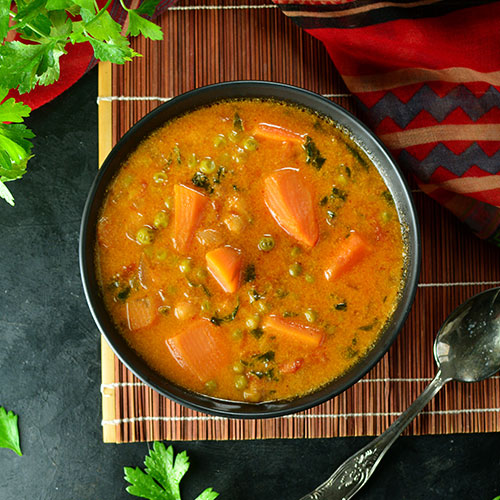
[79,80,421,419]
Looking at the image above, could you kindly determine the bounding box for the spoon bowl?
[301,287,500,500]
[435,287,500,382]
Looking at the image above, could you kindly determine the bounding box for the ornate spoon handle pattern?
[300,371,448,500]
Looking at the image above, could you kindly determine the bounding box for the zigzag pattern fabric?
[274,0,500,244]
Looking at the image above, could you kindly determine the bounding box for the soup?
[96,99,405,403]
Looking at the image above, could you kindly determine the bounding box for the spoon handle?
[299,370,449,500]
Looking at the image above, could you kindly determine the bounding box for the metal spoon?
[300,287,500,500]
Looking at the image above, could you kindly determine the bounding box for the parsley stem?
[118,0,131,12]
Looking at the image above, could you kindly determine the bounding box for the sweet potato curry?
[96,99,405,403]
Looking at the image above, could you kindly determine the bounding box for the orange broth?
[96,99,405,402]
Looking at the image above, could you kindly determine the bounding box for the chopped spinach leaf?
[282,311,298,318]
[345,166,351,177]
[253,350,275,363]
[344,141,369,170]
[192,171,212,192]
[327,210,336,219]
[303,135,326,170]
[335,302,347,311]
[243,264,256,283]
[233,112,243,132]
[381,190,394,206]
[249,327,264,339]
[117,286,131,301]
[173,145,181,164]
[359,320,378,331]
[331,187,347,201]
[250,368,277,381]
[213,166,226,184]
[211,302,239,326]
[319,196,328,206]
[344,346,359,359]
[248,289,263,302]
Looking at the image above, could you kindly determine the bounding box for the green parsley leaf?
[127,10,163,41]
[0,0,10,40]
[135,0,160,16]
[0,91,34,205]
[124,442,218,500]
[0,89,31,122]
[45,0,74,11]
[0,406,22,456]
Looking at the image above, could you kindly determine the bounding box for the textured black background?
[1,69,500,500]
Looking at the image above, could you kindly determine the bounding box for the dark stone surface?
[1,68,500,500]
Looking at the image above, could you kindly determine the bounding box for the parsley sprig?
[125,442,219,500]
[0,406,22,456]
[0,0,164,205]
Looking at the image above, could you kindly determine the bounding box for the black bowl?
[80,81,420,418]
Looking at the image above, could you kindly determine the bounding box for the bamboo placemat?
[97,0,500,443]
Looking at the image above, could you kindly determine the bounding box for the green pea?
[195,268,208,281]
[243,137,258,151]
[122,174,134,187]
[233,153,246,164]
[275,288,288,299]
[204,380,217,393]
[187,153,198,168]
[214,135,226,148]
[158,305,171,315]
[381,211,392,223]
[156,249,168,261]
[136,227,155,245]
[337,173,348,186]
[179,259,192,274]
[228,130,242,143]
[304,273,315,283]
[258,235,275,252]
[256,301,269,314]
[304,309,318,323]
[153,172,168,183]
[153,211,169,229]
[164,197,173,210]
[232,361,245,374]
[246,314,260,330]
[232,328,243,341]
[234,375,248,391]
[199,158,216,174]
[289,262,302,277]
[290,246,302,258]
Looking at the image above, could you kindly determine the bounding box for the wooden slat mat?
[98,0,500,443]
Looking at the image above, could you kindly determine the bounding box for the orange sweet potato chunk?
[126,295,158,331]
[262,316,324,348]
[206,246,242,293]
[166,319,231,382]
[264,168,319,248]
[253,123,305,143]
[173,184,209,253]
[324,231,369,281]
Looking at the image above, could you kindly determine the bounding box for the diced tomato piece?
[279,358,304,374]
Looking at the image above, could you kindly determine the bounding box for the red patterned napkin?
[275,0,500,244]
